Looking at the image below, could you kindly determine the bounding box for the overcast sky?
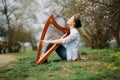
[34,0,68,40]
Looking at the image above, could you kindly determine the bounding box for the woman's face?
[67,16,75,26]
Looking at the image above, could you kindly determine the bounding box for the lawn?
[0,48,120,80]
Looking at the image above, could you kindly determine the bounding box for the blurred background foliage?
[64,0,120,49]
[0,0,120,53]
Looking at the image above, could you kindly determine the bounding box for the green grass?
[0,48,120,80]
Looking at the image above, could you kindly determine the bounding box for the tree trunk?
[2,0,12,52]
[115,34,120,47]
[0,48,1,54]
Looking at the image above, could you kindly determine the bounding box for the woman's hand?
[40,40,48,45]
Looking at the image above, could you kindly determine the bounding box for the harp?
[36,15,70,64]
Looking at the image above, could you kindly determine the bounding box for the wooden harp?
[36,15,70,64]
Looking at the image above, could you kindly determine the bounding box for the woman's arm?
[41,39,62,45]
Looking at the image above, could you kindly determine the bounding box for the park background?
[0,0,120,80]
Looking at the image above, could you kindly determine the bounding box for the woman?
[41,13,82,61]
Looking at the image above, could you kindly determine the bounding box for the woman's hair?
[73,13,82,28]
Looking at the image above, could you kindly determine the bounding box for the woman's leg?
[43,44,67,62]
[43,44,53,63]
[55,45,67,60]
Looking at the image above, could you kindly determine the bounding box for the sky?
[0,0,69,42]
[34,0,68,40]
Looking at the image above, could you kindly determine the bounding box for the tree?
[110,0,120,47]
[88,0,120,47]
[64,0,120,48]
[0,0,38,52]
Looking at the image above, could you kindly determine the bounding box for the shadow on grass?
[50,59,63,62]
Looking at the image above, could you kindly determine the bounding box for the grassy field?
[0,48,120,80]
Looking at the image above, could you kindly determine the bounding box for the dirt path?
[0,54,16,67]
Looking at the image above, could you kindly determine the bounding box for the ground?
[0,54,16,67]
[0,49,120,80]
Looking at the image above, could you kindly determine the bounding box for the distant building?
[20,42,32,52]
[0,36,8,53]
[0,36,8,42]
[109,39,117,48]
